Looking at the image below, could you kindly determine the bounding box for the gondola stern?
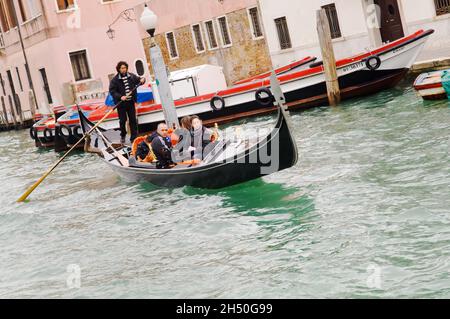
[270,72,299,169]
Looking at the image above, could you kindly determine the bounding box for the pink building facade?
[0,0,149,125]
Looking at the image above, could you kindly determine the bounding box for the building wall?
[259,0,450,68]
[140,0,272,86]
[143,0,261,34]
[400,0,450,61]
[0,0,150,123]
[142,7,272,85]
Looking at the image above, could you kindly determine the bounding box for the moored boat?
[64,29,435,133]
[30,106,67,148]
[413,68,450,100]
[54,87,155,151]
[233,56,317,85]
[53,99,106,151]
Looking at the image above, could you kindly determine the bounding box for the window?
[135,59,145,77]
[8,95,15,119]
[191,24,205,53]
[0,74,5,95]
[25,64,32,87]
[18,0,27,22]
[0,2,8,32]
[435,0,450,15]
[69,50,91,81]
[6,70,15,95]
[165,32,178,59]
[56,0,76,11]
[39,68,53,104]
[274,17,292,50]
[204,20,218,50]
[248,7,263,39]
[217,16,232,47]
[16,67,23,91]
[26,0,42,18]
[1,97,6,121]
[3,0,17,29]
[322,3,342,39]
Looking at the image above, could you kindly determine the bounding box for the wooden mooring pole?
[316,9,341,106]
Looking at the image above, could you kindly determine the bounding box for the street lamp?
[139,4,158,37]
[106,27,116,40]
[140,4,179,128]
[106,8,135,40]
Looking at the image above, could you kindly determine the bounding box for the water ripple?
[1,79,449,298]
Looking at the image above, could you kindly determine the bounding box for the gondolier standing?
[109,61,146,144]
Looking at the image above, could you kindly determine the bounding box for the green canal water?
[0,79,449,298]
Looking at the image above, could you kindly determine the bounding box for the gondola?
[78,75,299,189]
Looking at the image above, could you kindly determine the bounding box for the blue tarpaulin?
[105,87,154,106]
[442,70,450,100]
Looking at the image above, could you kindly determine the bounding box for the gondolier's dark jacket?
[109,72,141,104]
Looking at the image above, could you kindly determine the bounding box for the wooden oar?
[17,85,140,203]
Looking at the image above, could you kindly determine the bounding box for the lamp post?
[140,4,179,129]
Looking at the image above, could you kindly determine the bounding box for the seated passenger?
[190,116,217,161]
[169,116,191,147]
[181,116,192,131]
[135,135,156,163]
[151,123,174,169]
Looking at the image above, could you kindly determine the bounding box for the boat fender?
[255,87,274,107]
[72,125,83,140]
[210,95,225,111]
[59,124,73,138]
[29,127,37,140]
[365,55,381,71]
[43,128,53,141]
[309,61,323,68]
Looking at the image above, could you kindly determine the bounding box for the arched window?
[135,59,145,76]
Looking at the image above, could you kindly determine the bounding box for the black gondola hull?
[105,111,297,189]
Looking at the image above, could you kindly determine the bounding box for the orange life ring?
[131,136,147,157]
[132,136,156,163]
